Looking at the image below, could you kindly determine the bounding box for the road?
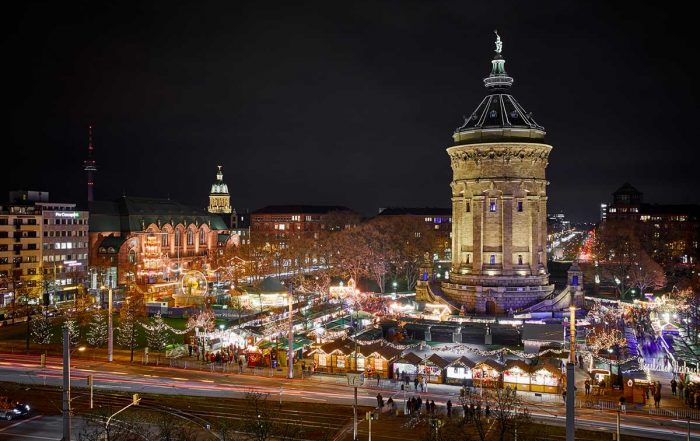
[0,353,697,440]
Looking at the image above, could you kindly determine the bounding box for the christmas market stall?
[530,363,562,394]
[420,353,450,384]
[472,359,504,389]
[357,342,401,378]
[392,352,423,379]
[503,359,532,392]
[308,339,354,374]
[445,356,475,386]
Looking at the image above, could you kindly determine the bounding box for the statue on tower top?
[494,30,502,54]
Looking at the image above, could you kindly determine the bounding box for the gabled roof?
[448,356,475,369]
[425,353,450,369]
[474,359,504,372]
[316,339,354,355]
[396,352,423,365]
[531,363,562,377]
[504,359,531,373]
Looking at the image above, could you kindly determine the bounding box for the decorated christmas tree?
[87,311,108,348]
[64,317,81,347]
[31,313,53,345]
[117,304,141,362]
[144,312,171,352]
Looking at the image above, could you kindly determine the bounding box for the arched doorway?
[485,300,497,315]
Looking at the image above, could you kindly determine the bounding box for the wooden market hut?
[530,362,562,394]
[503,359,532,392]
[393,352,424,379]
[421,353,450,384]
[309,338,354,373]
[445,356,475,385]
[472,359,504,389]
[356,342,401,378]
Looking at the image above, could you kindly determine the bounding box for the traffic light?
[132,394,140,405]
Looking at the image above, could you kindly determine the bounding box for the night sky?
[3,1,699,222]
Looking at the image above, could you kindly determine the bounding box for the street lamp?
[62,324,86,441]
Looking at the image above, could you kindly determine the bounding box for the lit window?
[518,255,523,265]
[517,201,523,212]
[489,200,497,212]
[490,255,496,265]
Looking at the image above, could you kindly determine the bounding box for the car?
[1,403,31,421]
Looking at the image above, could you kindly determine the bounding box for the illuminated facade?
[208,165,232,214]
[89,196,233,288]
[439,33,554,314]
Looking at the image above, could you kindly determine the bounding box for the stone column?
[424,326,432,342]
[452,197,462,269]
[529,197,538,275]
[472,196,484,274]
[502,195,513,275]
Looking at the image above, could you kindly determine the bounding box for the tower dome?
[453,31,545,145]
[208,165,232,214]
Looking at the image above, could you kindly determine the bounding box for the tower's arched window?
[175,230,181,246]
[187,229,194,246]
[199,229,206,244]
[162,233,168,247]
[490,254,496,265]
[518,254,523,265]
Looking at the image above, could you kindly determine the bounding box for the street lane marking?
[0,415,42,432]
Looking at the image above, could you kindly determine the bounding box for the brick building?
[376,207,452,261]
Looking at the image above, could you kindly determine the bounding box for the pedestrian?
[485,405,491,419]
[446,399,452,417]
[422,377,428,392]
[238,358,243,373]
[671,378,677,396]
[679,380,685,399]
[584,379,591,396]
[654,391,661,408]
[387,397,394,414]
[430,400,436,414]
[416,396,422,413]
[414,378,419,391]
[376,393,383,409]
[619,395,626,413]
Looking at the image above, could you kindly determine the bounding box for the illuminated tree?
[64,317,81,347]
[31,313,53,345]
[144,312,171,352]
[586,327,626,353]
[87,311,108,348]
[630,252,667,295]
[117,289,145,362]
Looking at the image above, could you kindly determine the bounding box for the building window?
[490,254,496,265]
[175,230,181,246]
[517,254,523,265]
[187,230,194,246]
[466,202,471,213]
[489,200,497,212]
[199,229,206,244]
[466,254,471,264]
[517,201,523,212]
[162,233,169,247]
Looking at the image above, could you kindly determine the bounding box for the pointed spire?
[484,30,514,89]
[83,124,97,202]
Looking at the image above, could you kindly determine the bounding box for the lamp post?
[287,283,294,379]
[107,275,113,363]
[62,325,86,441]
[566,306,576,441]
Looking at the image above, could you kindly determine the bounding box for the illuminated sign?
[56,212,80,218]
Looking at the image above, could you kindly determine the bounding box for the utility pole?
[353,310,359,441]
[287,283,294,379]
[87,375,94,409]
[566,306,576,441]
[107,275,113,362]
[62,325,71,441]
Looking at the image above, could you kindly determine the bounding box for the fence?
[648,406,700,421]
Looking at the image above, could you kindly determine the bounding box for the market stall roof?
[258,336,311,351]
[396,352,424,365]
[522,323,564,343]
[309,338,354,355]
[353,342,401,360]
[425,353,450,369]
[532,363,562,377]
[474,359,505,372]
[448,356,475,369]
[504,359,531,373]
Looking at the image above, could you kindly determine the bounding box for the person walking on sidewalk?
[584,379,591,395]
[671,378,677,396]
[446,399,452,417]
[414,377,419,391]
[654,390,661,408]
